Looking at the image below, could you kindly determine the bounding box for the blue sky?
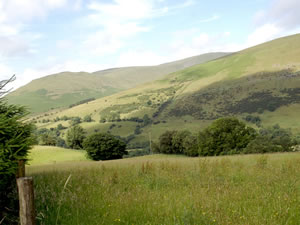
[1,0,300,89]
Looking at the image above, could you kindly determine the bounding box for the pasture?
[27,146,88,166]
[27,152,300,225]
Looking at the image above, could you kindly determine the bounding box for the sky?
[1,0,300,90]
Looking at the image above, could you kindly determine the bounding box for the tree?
[83,115,92,122]
[156,130,177,154]
[66,125,85,149]
[172,130,191,154]
[198,117,257,156]
[0,75,34,224]
[69,116,82,126]
[183,134,199,157]
[83,133,127,160]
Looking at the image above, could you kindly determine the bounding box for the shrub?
[0,94,33,223]
[69,116,82,126]
[156,130,177,154]
[198,117,257,156]
[183,135,199,157]
[172,130,191,154]
[243,136,282,154]
[83,115,92,122]
[83,133,127,160]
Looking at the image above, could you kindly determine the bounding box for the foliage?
[83,115,92,122]
[172,130,192,154]
[83,133,127,160]
[243,136,282,154]
[66,125,86,149]
[244,124,294,153]
[182,134,199,157]
[198,117,257,156]
[0,76,34,224]
[243,114,261,126]
[155,130,177,154]
[69,116,82,126]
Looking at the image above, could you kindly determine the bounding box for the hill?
[6,52,228,113]
[31,33,300,146]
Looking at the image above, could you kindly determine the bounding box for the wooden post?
[17,160,25,178]
[17,177,36,225]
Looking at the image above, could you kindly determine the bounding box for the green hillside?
[32,33,300,145]
[6,53,228,113]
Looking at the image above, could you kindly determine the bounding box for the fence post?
[17,177,36,225]
[17,159,25,178]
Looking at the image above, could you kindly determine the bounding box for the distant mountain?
[6,52,229,113]
[30,34,300,145]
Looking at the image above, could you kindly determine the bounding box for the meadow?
[27,146,88,166]
[27,152,300,225]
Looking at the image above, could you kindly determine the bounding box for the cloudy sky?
[1,0,300,89]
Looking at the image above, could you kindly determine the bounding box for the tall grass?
[28,153,300,225]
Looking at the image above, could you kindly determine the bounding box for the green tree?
[0,76,34,224]
[66,125,86,149]
[69,116,82,126]
[198,117,257,156]
[83,133,127,160]
[172,130,191,154]
[183,134,199,157]
[156,130,177,154]
[83,115,92,122]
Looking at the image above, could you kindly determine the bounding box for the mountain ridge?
[7,52,229,113]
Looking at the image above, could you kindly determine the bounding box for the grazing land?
[27,146,88,166]
[28,152,300,225]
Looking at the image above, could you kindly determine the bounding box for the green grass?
[7,53,227,113]
[27,152,300,225]
[27,146,88,166]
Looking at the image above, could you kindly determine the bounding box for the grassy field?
[27,146,88,166]
[27,152,300,225]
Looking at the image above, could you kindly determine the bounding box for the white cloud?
[199,14,220,23]
[268,0,300,29]
[0,0,70,58]
[0,64,13,78]
[245,0,300,50]
[0,36,30,57]
[167,30,239,60]
[246,23,282,47]
[83,0,195,56]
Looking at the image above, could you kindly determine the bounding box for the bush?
[243,136,282,154]
[198,117,257,156]
[83,115,92,122]
[156,130,177,154]
[0,98,33,223]
[244,124,294,153]
[172,130,191,154]
[69,116,82,126]
[66,125,86,149]
[84,133,127,160]
[183,135,199,157]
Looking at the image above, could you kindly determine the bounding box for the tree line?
[153,117,299,156]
